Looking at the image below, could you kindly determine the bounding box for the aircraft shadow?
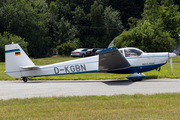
[11,79,134,85]
[11,81,45,83]
[103,79,134,86]
[11,77,179,84]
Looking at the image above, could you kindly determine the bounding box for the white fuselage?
[5,44,175,78]
[15,56,99,77]
[20,51,169,77]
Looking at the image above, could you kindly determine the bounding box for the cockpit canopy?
[119,47,143,57]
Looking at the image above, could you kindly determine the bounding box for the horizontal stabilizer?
[20,66,40,70]
[99,47,130,71]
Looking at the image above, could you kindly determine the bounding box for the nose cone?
[169,53,176,58]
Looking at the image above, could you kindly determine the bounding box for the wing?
[99,47,130,72]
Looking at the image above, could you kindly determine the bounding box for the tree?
[0,0,51,58]
[108,0,145,28]
[0,32,28,61]
[88,1,105,47]
[158,5,180,44]
[115,20,176,52]
[160,0,173,6]
[49,1,59,21]
[142,0,180,44]
[103,6,123,45]
[142,0,160,21]
[115,0,180,52]
[72,7,86,25]
[55,0,72,20]
[53,17,79,46]
[70,0,95,14]
[88,1,104,27]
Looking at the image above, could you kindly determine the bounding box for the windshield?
[124,49,142,57]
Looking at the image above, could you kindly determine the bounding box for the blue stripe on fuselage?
[99,47,117,53]
[108,63,165,74]
[5,49,20,53]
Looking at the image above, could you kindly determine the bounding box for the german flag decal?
[15,52,21,56]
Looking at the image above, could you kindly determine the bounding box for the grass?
[1,55,180,80]
[0,93,180,119]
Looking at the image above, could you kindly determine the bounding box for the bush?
[57,42,76,55]
[115,20,176,52]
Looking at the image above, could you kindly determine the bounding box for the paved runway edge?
[0,79,180,100]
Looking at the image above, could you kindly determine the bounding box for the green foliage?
[0,32,28,62]
[103,6,123,44]
[84,3,124,48]
[87,1,104,47]
[160,0,173,6]
[142,1,180,44]
[49,1,59,21]
[56,41,77,55]
[142,0,160,21]
[158,5,180,43]
[115,0,180,52]
[109,0,146,28]
[84,36,100,48]
[0,0,51,58]
[53,17,79,47]
[72,7,86,25]
[2,0,179,58]
[55,0,71,20]
[115,20,175,52]
[88,1,104,27]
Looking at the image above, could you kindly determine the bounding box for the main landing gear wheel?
[22,77,28,82]
[127,73,145,82]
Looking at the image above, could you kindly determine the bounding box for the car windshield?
[82,48,88,51]
[92,49,98,52]
[74,48,85,51]
[87,49,93,51]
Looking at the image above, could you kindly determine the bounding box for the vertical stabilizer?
[5,43,35,77]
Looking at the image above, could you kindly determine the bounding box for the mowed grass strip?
[0,56,180,80]
[0,93,180,119]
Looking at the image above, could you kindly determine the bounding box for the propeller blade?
[170,58,173,74]
[168,52,176,74]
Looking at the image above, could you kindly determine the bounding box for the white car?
[71,48,88,57]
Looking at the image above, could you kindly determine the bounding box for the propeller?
[168,52,176,74]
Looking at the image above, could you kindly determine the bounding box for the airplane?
[5,43,176,82]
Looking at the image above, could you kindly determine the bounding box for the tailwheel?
[22,77,28,82]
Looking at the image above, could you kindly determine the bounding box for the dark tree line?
[0,0,180,61]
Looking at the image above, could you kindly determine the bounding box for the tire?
[81,54,85,57]
[23,77,27,82]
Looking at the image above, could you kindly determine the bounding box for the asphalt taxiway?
[0,79,180,100]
